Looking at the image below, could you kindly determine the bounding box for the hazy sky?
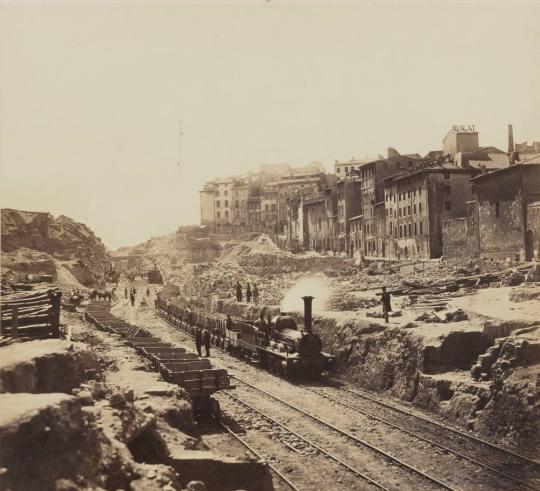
[1,2,539,249]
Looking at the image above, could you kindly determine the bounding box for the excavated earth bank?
[312,311,540,454]
[0,319,273,491]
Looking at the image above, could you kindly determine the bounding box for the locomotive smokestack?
[302,296,314,333]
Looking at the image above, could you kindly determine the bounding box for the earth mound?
[1,208,110,289]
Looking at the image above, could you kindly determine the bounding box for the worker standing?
[246,283,252,303]
[195,328,203,357]
[253,284,259,304]
[235,281,243,302]
[381,286,392,323]
[202,328,211,357]
[130,292,135,307]
[124,287,128,299]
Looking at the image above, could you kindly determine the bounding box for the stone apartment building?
[384,162,480,260]
[199,162,327,235]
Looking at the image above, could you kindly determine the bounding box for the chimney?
[301,296,314,333]
[508,124,515,153]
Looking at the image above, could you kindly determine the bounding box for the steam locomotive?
[156,294,335,379]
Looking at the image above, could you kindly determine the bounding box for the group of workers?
[234,281,259,304]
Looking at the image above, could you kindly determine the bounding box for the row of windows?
[394,222,423,238]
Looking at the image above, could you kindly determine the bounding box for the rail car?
[156,295,335,379]
[85,301,233,419]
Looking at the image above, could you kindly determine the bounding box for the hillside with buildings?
[199,124,540,264]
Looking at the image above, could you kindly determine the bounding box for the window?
[444,172,450,180]
[216,200,221,208]
[419,203,423,213]
[413,204,417,214]
[408,224,412,236]
[235,200,239,208]
[445,202,452,210]
[224,190,228,196]
[408,190,411,198]
[408,206,411,215]
[216,211,221,219]
[420,221,423,234]
[495,201,500,217]
[444,185,451,195]
[400,225,403,238]
[225,211,229,218]
[414,223,417,235]
[225,200,229,207]
[345,166,349,173]
[337,167,341,173]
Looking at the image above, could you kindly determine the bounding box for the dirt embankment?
[1,208,110,289]
[312,308,540,453]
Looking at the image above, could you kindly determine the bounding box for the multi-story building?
[472,160,540,261]
[199,163,327,234]
[335,177,362,254]
[384,161,481,260]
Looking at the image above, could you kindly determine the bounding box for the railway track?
[230,374,460,491]
[300,383,539,491]
[221,390,390,491]
[218,418,301,491]
[151,302,540,490]
[328,380,540,466]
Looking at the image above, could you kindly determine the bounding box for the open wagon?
[160,363,234,419]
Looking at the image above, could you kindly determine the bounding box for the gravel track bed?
[127,301,537,491]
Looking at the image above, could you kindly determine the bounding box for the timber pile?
[0,286,62,340]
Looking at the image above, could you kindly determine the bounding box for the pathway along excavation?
[125,293,540,491]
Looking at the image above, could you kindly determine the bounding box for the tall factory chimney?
[508,124,515,153]
[301,296,314,333]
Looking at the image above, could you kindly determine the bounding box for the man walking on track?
[235,281,243,302]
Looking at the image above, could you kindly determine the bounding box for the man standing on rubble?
[246,283,252,303]
[130,291,135,307]
[195,328,203,357]
[253,284,259,304]
[235,281,242,302]
[381,286,392,323]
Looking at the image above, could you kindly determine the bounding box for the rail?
[222,391,389,491]
[231,375,458,491]
[303,384,537,490]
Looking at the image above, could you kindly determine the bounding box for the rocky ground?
[122,293,540,490]
[0,294,272,491]
[1,209,111,290]
[126,232,540,455]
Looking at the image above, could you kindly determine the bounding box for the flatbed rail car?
[85,302,233,418]
[155,294,335,380]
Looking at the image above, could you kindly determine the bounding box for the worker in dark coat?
[202,328,211,357]
[124,287,128,299]
[195,328,203,357]
[235,281,243,302]
[381,286,392,323]
[253,284,259,304]
[246,283,252,303]
[130,292,135,307]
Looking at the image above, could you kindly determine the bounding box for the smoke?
[280,273,332,312]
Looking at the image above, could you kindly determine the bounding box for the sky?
[1,2,539,250]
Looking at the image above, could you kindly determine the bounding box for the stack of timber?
[0,286,62,343]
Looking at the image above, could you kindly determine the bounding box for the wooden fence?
[0,286,62,340]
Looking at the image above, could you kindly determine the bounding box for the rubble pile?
[1,209,110,289]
